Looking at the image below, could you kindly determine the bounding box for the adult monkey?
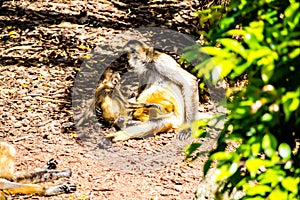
[106,40,199,141]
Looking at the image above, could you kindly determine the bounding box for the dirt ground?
[0,1,223,199]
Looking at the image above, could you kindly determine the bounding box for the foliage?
[184,0,300,199]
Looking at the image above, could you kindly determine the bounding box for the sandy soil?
[0,1,222,199]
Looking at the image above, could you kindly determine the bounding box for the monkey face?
[123,40,155,73]
[101,71,121,89]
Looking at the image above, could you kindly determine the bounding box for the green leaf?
[289,47,300,59]
[269,188,288,200]
[220,17,235,29]
[218,38,247,58]
[278,143,291,160]
[191,127,207,138]
[246,185,271,196]
[211,152,234,161]
[244,32,261,49]
[261,63,275,83]
[182,49,200,62]
[262,10,278,25]
[258,168,285,187]
[249,20,265,42]
[192,58,212,74]
[246,158,273,178]
[211,58,235,79]
[233,107,249,118]
[264,148,276,159]
[200,46,232,57]
[284,2,300,29]
[282,177,299,194]
[262,133,277,157]
[215,164,233,182]
[203,159,213,176]
[289,98,300,111]
[284,161,293,170]
[282,89,300,120]
[231,61,252,77]
[191,120,208,138]
[261,113,273,122]
[183,143,201,158]
[251,142,261,157]
[248,47,272,64]
[224,29,247,37]
[271,153,281,163]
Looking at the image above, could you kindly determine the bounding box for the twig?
[4,45,43,53]
[35,96,71,104]
[14,136,32,142]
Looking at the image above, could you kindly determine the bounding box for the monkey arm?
[154,54,199,123]
[126,101,163,111]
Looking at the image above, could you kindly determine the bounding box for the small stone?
[25,101,31,107]
[14,121,22,128]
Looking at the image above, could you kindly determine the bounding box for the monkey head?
[101,69,121,89]
[123,40,146,54]
[123,40,155,66]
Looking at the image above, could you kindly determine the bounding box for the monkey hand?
[106,131,131,142]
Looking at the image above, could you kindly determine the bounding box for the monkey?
[0,142,76,200]
[94,69,165,128]
[77,68,164,129]
[76,69,129,127]
[94,69,130,127]
[106,40,199,141]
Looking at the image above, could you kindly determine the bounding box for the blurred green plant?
[183,0,300,199]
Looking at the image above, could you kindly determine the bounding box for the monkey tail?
[107,115,178,141]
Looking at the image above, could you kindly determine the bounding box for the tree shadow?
[0,0,218,127]
[0,0,217,68]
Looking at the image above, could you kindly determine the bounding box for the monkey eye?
[112,78,119,85]
[104,89,112,95]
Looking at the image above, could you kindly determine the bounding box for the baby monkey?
[77,69,129,127]
[94,69,163,128]
[0,142,76,200]
[94,69,129,127]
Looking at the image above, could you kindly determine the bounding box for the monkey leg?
[1,178,76,196]
[14,168,72,184]
[106,114,176,141]
[0,191,6,200]
[44,183,76,196]
[177,128,192,140]
[42,158,58,170]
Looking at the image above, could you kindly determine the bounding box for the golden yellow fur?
[133,87,177,122]
[95,69,128,125]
